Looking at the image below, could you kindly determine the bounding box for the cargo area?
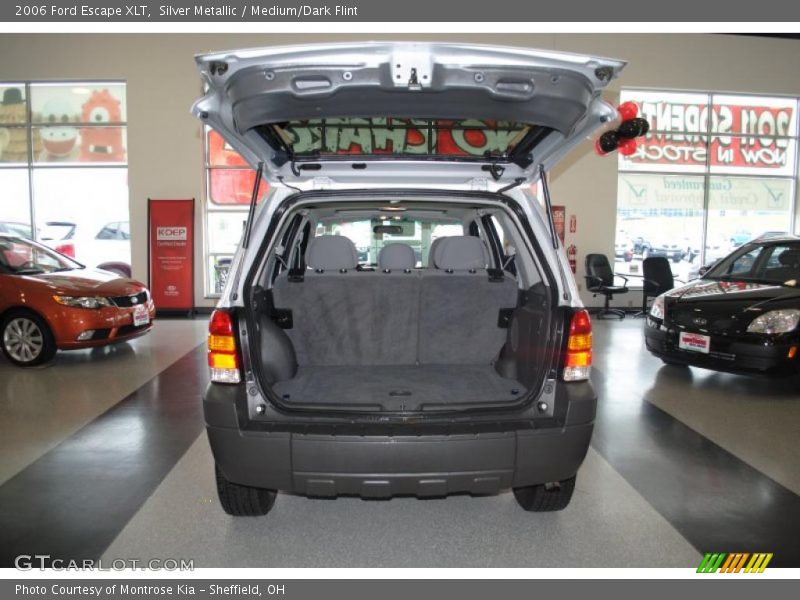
[248,201,556,413]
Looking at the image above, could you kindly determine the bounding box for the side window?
[726,247,762,275]
[95,223,118,240]
[119,221,130,240]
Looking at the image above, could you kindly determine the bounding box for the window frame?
[615,88,800,284]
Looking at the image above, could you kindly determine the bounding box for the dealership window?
[0,82,130,273]
[614,90,799,283]
[203,127,267,295]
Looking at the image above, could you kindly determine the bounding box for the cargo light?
[564,309,592,382]
[208,310,241,384]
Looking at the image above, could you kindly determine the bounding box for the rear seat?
[419,236,518,364]
[272,236,420,366]
[272,235,517,368]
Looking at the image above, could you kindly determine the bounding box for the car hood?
[665,279,800,332]
[192,42,625,190]
[21,268,146,297]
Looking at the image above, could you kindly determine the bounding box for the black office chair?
[639,256,684,317]
[585,253,629,320]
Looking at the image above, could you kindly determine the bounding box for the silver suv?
[196,42,624,515]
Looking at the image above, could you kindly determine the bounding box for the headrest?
[428,236,448,268]
[379,243,416,271]
[777,248,800,267]
[435,236,490,271]
[306,235,358,271]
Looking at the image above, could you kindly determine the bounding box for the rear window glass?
[273,118,534,158]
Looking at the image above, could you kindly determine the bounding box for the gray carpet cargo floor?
[272,365,526,411]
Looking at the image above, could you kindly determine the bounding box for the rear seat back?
[273,236,420,366]
[273,235,517,368]
[419,236,518,365]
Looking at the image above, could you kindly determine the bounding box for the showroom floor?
[1,318,799,567]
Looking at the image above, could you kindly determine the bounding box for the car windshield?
[705,241,800,287]
[314,217,464,268]
[0,236,82,275]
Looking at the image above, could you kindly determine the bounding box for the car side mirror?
[698,265,710,277]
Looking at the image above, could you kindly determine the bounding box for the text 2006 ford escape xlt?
[195,42,625,516]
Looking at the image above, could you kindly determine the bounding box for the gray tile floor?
[102,436,700,568]
[3,317,798,567]
[592,319,800,495]
[0,319,208,484]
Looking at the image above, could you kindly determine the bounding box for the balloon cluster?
[594,101,650,157]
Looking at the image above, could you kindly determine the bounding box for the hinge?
[469,177,489,191]
[312,176,334,190]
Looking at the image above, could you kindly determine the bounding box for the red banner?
[621,96,796,173]
[148,199,194,311]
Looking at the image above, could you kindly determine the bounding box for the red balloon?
[618,101,638,121]
[618,137,638,156]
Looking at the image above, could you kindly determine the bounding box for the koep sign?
[148,199,195,312]
[156,226,188,241]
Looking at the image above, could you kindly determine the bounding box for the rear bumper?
[644,321,799,376]
[204,382,596,497]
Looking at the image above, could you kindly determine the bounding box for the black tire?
[513,475,576,512]
[215,464,277,516]
[1,310,57,367]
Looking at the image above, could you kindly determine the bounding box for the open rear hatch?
[193,42,625,189]
[194,43,622,416]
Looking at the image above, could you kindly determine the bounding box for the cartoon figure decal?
[0,87,43,162]
[40,97,80,159]
[80,89,126,162]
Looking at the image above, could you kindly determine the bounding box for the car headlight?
[649,294,666,320]
[746,309,800,334]
[53,295,113,309]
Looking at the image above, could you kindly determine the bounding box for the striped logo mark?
[697,553,773,573]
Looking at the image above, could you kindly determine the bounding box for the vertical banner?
[148,199,194,312]
[552,205,566,245]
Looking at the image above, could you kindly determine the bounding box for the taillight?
[563,309,592,382]
[55,243,75,258]
[208,310,241,384]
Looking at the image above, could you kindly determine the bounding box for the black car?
[645,237,800,376]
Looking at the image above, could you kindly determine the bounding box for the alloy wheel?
[3,317,45,363]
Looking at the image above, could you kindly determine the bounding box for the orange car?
[0,234,155,367]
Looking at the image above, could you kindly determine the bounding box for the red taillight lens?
[55,243,75,258]
[564,309,592,381]
[208,310,240,383]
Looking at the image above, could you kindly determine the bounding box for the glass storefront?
[615,90,799,283]
[0,81,129,273]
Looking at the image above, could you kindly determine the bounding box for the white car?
[40,220,132,277]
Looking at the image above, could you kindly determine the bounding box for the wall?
[0,33,799,308]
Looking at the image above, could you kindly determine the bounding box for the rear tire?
[1,310,57,367]
[513,475,576,512]
[215,464,277,516]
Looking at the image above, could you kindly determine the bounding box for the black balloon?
[617,118,650,139]
[598,130,619,153]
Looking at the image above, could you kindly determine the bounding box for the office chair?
[638,256,683,317]
[584,253,629,319]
